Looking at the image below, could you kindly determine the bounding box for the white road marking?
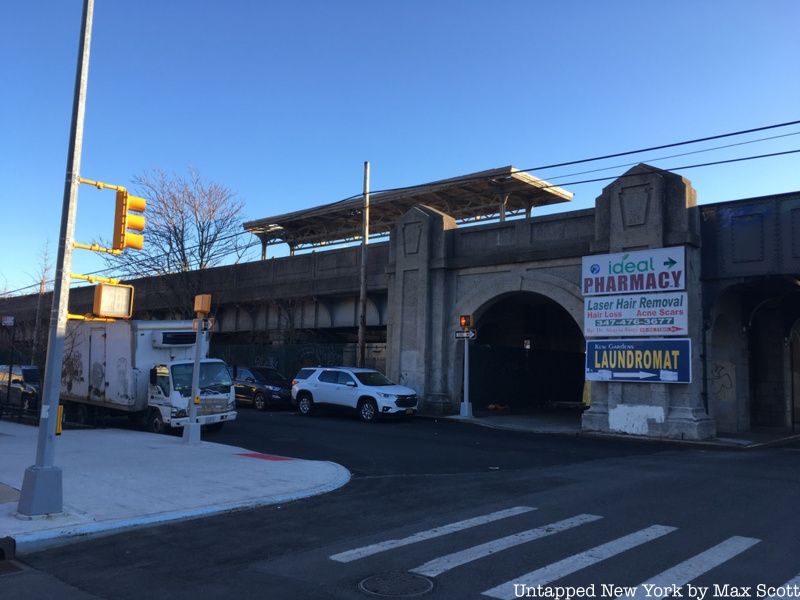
[329,506,536,563]
[482,524,677,600]
[766,573,800,600]
[616,536,761,598]
[410,514,602,577]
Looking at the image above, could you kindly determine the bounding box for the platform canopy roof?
[243,166,573,250]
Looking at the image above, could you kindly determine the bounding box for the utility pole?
[357,161,370,368]
[18,0,94,516]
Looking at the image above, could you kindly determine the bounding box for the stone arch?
[707,278,800,432]
[447,269,585,412]
[453,270,584,334]
[791,318,800,431]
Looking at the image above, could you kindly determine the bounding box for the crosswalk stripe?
[410,514,603,578]
[482,524,677,600]
[765,573,800,600]
[329,506,536,563]
[615,536,761,599]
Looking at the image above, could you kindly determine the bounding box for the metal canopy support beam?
[496,190,510,223]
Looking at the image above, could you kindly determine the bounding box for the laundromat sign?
[585,339,692,383]
[582,247,685,296]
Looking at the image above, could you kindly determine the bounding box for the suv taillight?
[291,379,298,385]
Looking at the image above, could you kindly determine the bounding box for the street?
[6,408,800,600]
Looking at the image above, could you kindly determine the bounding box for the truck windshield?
[171,362,233,397]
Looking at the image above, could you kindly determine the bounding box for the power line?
[3,123,799,297]
[539,148,800,190]
[543,131,800,181]
[330,119,800,200]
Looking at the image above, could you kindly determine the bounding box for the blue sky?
[1,0,799,294]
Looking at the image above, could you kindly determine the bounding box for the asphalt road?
[6,408,800,600]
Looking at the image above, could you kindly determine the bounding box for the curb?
[13,462,351,555]
[416,413,800,450]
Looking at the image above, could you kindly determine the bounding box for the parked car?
[0,364,41,416]
[291,367,417,422]
[232,365,293,410]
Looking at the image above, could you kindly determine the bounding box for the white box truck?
[60,319,237,433]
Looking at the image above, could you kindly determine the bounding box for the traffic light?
[459,314,472,329]
[113,188,146,250]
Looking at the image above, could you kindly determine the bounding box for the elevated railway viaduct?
[1,165,798,440]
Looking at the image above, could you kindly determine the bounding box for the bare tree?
[31,241,52,364]
[101,167,248,314]
[106,167,246,276]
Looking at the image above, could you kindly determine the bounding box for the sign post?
[183,294,211,445]
[461,333,472,418]
[458,315,474,417]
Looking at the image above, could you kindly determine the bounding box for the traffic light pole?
[18,0,94,516]
[460,338,473,417]
[357,161,370,368]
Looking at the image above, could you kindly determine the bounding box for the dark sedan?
[0,364,41,417]
[231,366,293,410]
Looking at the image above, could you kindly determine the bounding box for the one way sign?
[455,330,476,340]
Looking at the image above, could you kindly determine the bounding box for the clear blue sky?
[1,0,799,294]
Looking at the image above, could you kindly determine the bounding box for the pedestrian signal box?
[459,314,472,329]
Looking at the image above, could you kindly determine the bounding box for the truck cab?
[149,358,236,432]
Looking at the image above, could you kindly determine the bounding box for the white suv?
[291,367,418,422]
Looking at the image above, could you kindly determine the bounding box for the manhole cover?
[359,572,433,597]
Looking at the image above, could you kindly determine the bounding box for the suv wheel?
[253,393,267,411]
[297,393,314,416]
[358,398,378,423]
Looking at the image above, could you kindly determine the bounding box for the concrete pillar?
[582,164,714,440]
[386,205,456,412]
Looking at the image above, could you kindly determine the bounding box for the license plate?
[405,408,413,415]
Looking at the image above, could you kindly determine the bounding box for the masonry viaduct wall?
[386,165,716,439]
[2,167,799,440]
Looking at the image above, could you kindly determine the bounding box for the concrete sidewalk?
[0,421,350,555]
[441,410,800,448]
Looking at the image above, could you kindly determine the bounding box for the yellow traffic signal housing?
[113,189,146,250]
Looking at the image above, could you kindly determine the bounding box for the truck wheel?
[358,398,378,423]
[148,409,167,434]
[253,393,267,411]
[297,393,314,416]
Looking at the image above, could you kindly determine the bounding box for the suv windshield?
[171,362,233,397]
[354,371,394,387]
[252,367,285,382]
